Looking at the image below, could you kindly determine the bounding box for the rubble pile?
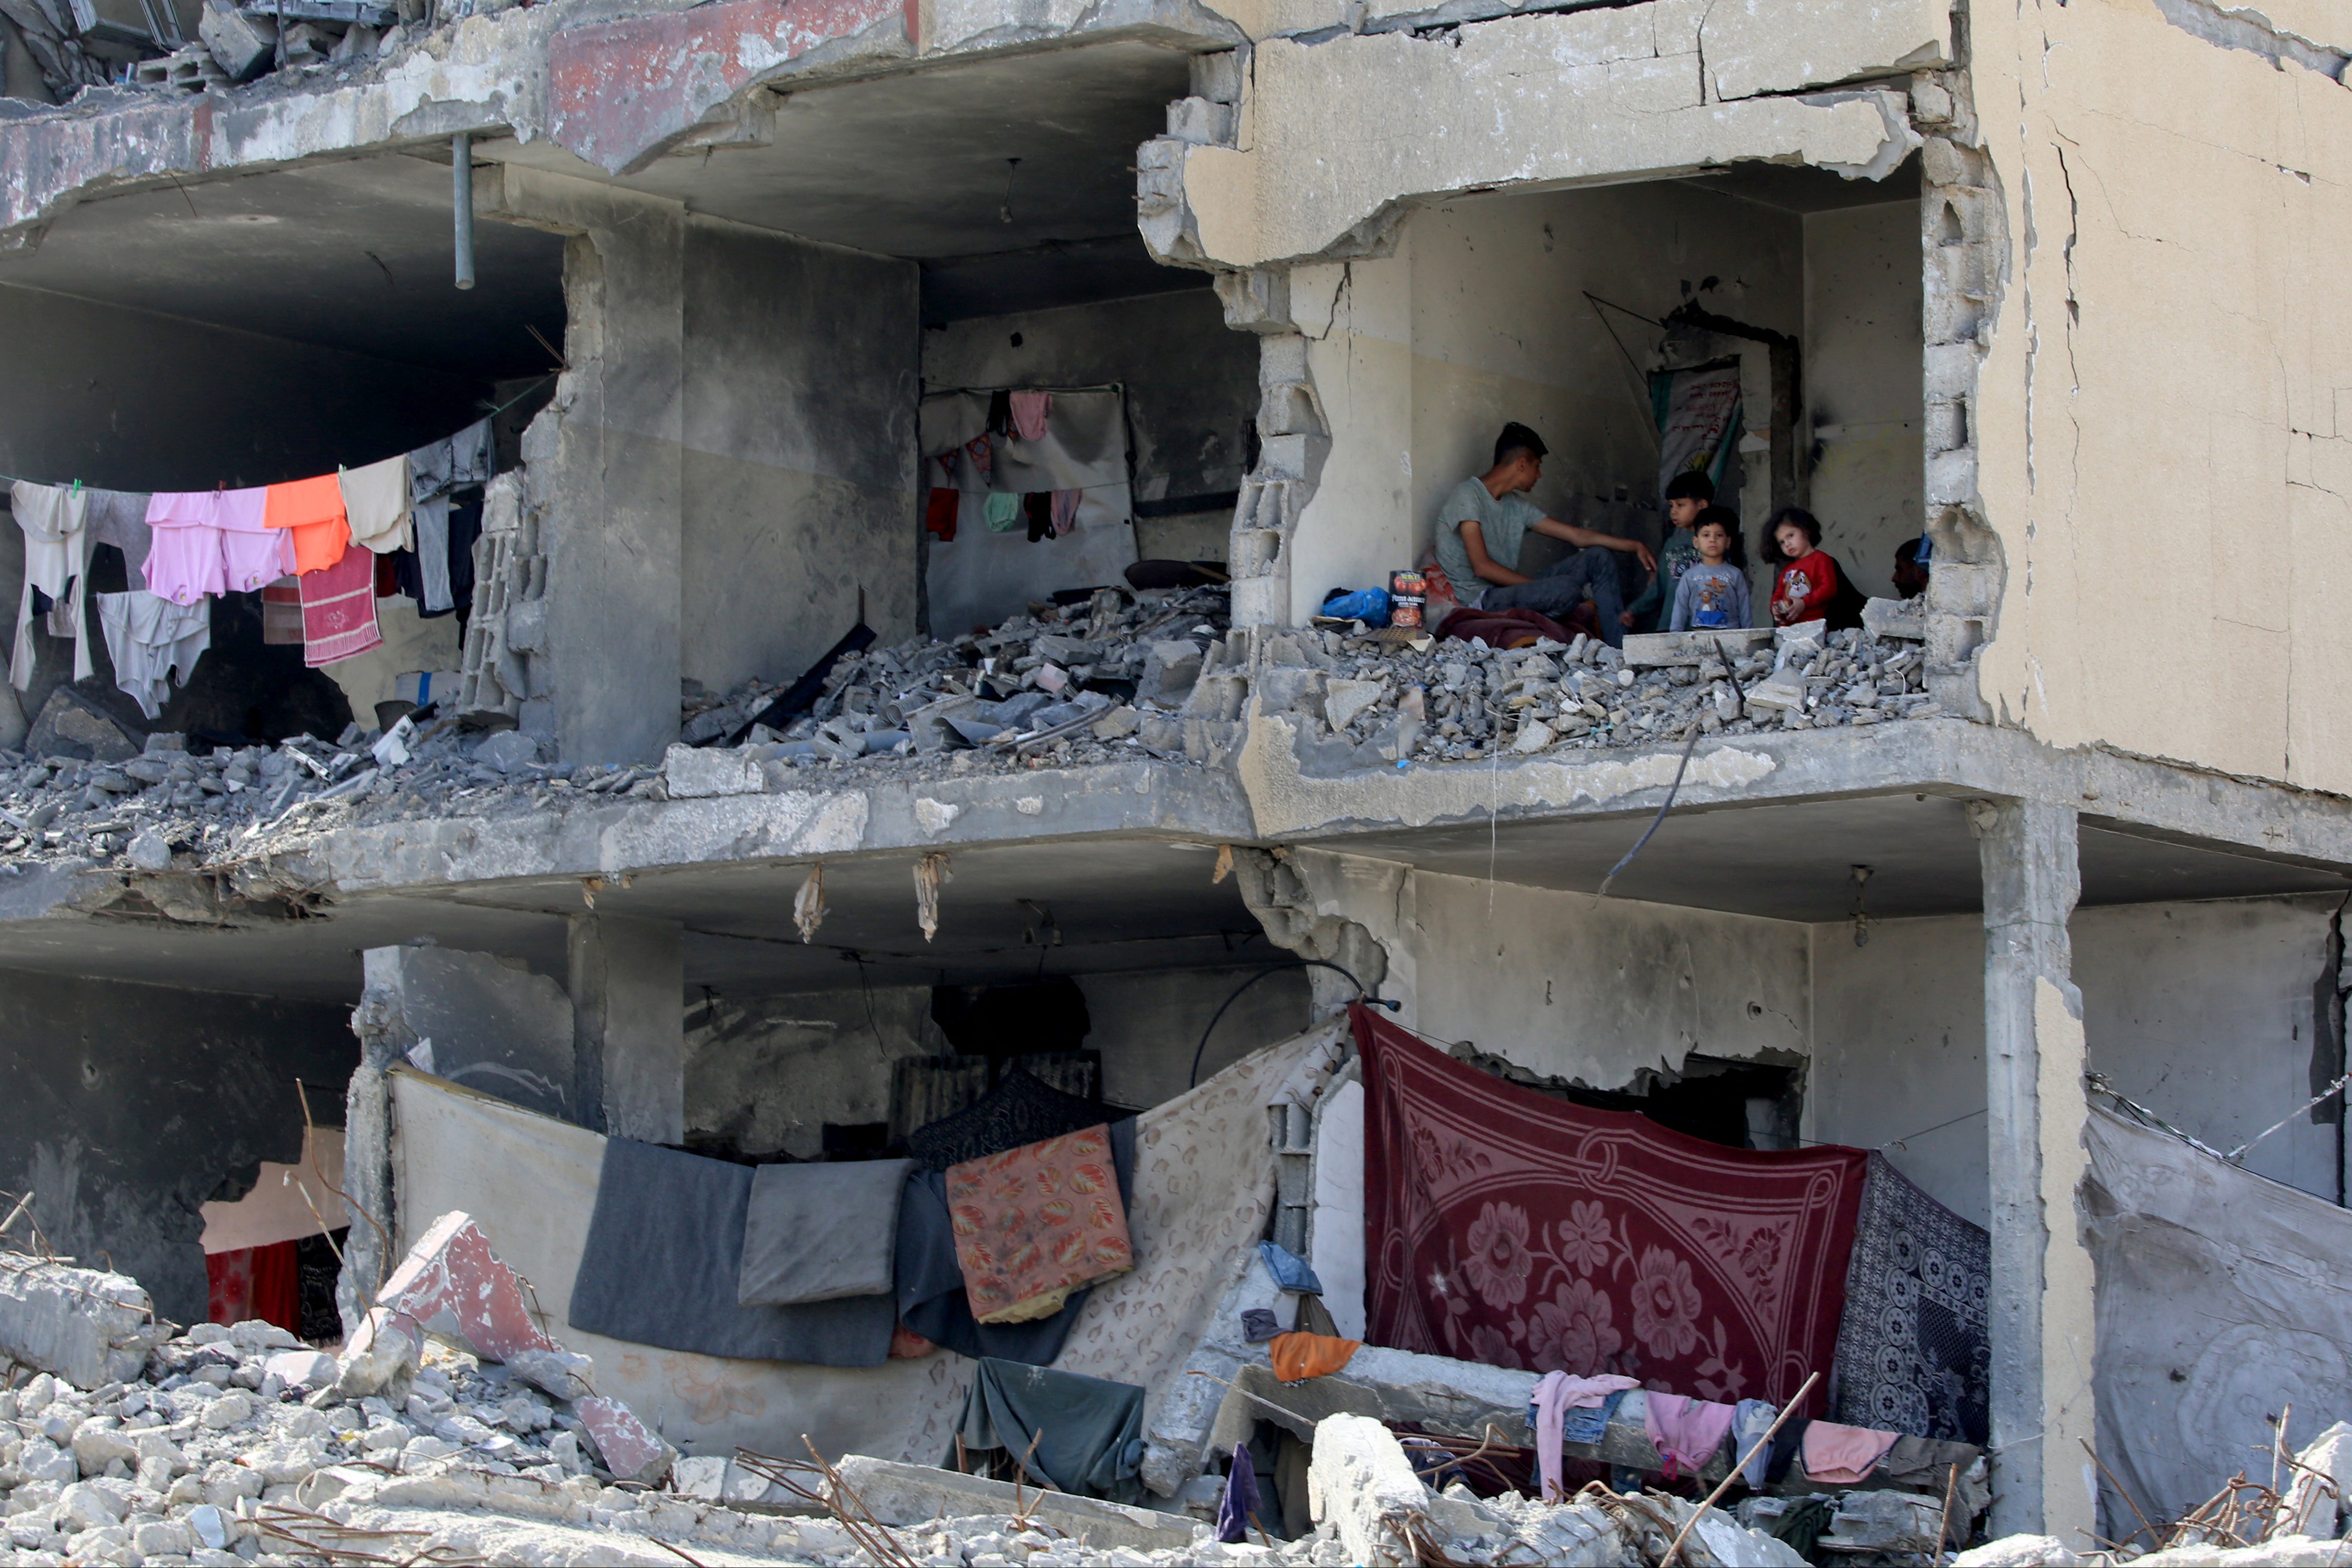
[676,584,1232,774]
[1282,619,1937,766]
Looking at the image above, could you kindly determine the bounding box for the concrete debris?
[677,584,1231,774]
[1278,620,1936,769]
[0,1255,168,1391]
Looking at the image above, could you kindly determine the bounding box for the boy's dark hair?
[1761,505,1822,564]
[1493,423,1549,466]
[1694,504,1748,567]
[1663,470,1716,504]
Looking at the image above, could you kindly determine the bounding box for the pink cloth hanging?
[1800,1420,1899,1484]
[1050,490,1081,536]
[1643,1392,1738,1480]
[1009,391,1051,443]
[1532,1372,1640,1502]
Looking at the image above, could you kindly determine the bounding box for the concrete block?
[1230,576,1287,629]
[26,687,139,764]
[1165,95,1234,144]
[1862,597,1926,640]
[1774,620,1827,653]
[262,1350,337,1389]
[198,1,274,80]
[1140,641,1206,708]
[1259,381,1324,438]
[662,744,761,798]
[1308,1414,1427,1567]
[363,945,574,1121]
[828,1456,1201,1554]
[1258,332,1310,386]
[0,1258,164,1390]
[906,695,977,753]
[1215,268,1293,334]
[504,598,547,654]
[670,1455,726,1499]
[475,729,540,773]
[1257,433,1321,481]
[1744,673,1808,714]
[1927,559,1999,619]
[1190,47,1241,103]
[1623,627,1772,667]
[1924,341,1979,400]
[1924,398,1968,453]
[1920,135,1984,187]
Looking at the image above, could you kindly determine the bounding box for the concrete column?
[568,915,685,1144]
[1969,798,2096,1546]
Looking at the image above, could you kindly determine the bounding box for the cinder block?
[1308,1415,1427,1567]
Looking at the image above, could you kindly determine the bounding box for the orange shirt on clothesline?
[263,474,348,575]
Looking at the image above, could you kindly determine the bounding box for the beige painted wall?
[1968,0,2352,792]
[1284,184,1804,623]
[1804,199,1926,600]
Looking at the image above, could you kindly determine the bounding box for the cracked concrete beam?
[1164,12,1919,269]
[1703,0,1951,102]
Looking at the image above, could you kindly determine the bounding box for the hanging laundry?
[895,1118,1136,1366]
[264,474,349,576]
[736,1158,912,1307]
[1560,1387,1631,1448]
[1733,1397,1778,1488]
[84,489,153,584]
[1268,1331,1360,1384]
[1009,390,1052,443]
[906,1067,1118,1170]
[954,1357,1146,1502]
[1258,1241,1323,1295]
[1051,489,1081,537]
[1217,1444,1260,1545]
[1530,1372,1641,1500]
[1353,1005,1867,1402]
[982,492,1022,534]
[964,435,994,481]
[297,544,382,667]
[214,487,294,594]
[1799,1420,1899,1484]
[449,417,493,486]
[373,550,399,598]
[1644,1392,1737,1479]
[407,436,454,500]
[926,487,960,542]
[446,489,482,612]
[95,592,210,720]
[985,389,1014,437]
[1766,1417,1811,1484]
[1023,492,1053,542]
[142,492,228,607]
[1830,1152,1991,1444]
[1239,1308,1282,1343]
[946,1124,1135,1325]
[339,455,411,553]
[259,580,303,644]
[568,1138,894,1366]
[405,493,454,612]
[9,481,91,691]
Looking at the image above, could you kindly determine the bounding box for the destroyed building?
[0,0,2349,1560]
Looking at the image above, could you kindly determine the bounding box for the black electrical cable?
[1188,959,1399,1089]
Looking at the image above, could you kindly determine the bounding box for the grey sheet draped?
[2086,1106,2352,1537]
[955,1356,1146,1502]
[568,1138,893,1366]
[1829,1153,1990,1445]
[738,1157,911,1306]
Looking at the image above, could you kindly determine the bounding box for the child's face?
[1695,524,1730,562]
[1775,522,1813,560]
[1668,496,1704,530]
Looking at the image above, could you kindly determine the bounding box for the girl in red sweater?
[1763,507,1864,629]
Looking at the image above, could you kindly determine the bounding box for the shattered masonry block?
[1622,627,1773,668]
[341,1211,564,1399]
[831,1455,1200,1554]
[662,744,762,798]
[1309,1414,1429,1568]
[1861,596,1926,641]
[577,1396,676,1485]
[0,1256,167,1390]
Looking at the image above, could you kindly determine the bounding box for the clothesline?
[0,371,549,498]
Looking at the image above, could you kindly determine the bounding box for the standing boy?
[1625,471,1718,633]
[1430,423,1656,646]
[1668,508,1751,631]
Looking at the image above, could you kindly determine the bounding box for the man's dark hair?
[1493,423,1549,466]
[1694,504,1748,567]
[1663,470,1716,504]
[1761,505,1823,564]
[1895,537,1923,565]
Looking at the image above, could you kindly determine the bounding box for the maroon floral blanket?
[1355,1007,1868,1405]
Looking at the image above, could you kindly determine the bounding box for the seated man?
[1893,536,1930,600]
[1431,423,1656,646]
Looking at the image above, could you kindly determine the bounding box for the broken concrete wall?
[1274,184,1806,625]
[0,967,355,1325]
[1808,893,2352,1224]
[682,217,918,698]
[919,287,1258,563]
[1804,196,1927,601]
[0,282,487,490]
[1965,0,2352,792]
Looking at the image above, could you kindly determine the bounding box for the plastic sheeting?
[388,1070,972,1461]
[2085,1106,2352,1534]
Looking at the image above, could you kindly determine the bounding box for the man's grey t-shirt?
[1431,477,1545,609]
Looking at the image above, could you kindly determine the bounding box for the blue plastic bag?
[1320,586,1392,627]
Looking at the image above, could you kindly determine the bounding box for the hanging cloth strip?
[340,455,412,553]
[95,591,210,719]
[8,481,91,690]
[142,492,228,606]
[298,544,382,666]
[213,486,294,594]
[264,474,349,576]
